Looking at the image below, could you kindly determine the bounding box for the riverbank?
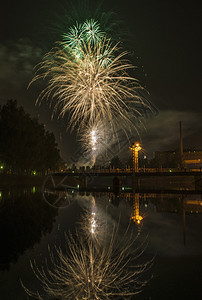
[0,174,46,188]
[0,174,80,189]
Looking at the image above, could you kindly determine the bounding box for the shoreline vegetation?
[0,100,61,179]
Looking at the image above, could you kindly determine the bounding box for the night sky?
[0,0,201,163]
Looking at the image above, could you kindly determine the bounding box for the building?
[154,149,202,169]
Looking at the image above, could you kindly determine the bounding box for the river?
[0,186,202,299]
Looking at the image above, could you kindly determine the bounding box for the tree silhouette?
[110,155,123,168]
[0,100,60,174]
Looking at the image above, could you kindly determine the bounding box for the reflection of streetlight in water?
[131,193,143,225]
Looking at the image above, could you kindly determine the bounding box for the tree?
[0,100,60,174]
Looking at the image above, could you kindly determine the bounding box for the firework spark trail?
[78,106,151,166]
[29,33,151,133]
[21,210,153,299]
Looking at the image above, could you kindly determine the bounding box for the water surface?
[0,188,202,299]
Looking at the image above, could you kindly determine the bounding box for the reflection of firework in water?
[30,26,151,132]
[22,210,153,299]
[79,197,106,242]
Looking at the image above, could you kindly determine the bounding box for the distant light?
[32,186,36,193]
[108,186,110,190]
[0,165,4,170]
[122,187,125,190]
[72,170,75,173]
[77,184,80,189]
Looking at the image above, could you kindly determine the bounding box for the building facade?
[154,149,202,169]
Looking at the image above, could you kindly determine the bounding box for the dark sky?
[0,0,201,163]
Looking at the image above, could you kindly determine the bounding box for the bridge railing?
[63,167,202,174]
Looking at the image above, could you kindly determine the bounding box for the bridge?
[52,168,202,192]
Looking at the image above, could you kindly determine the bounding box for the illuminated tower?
[129,142,142,172]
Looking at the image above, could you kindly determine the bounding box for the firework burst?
[30,31,150,132]
[50,1,124,46]
[62,19,105,50]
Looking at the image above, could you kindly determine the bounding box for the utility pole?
[179,121,184,170]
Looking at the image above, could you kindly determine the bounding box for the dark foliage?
[0,100,60,174]
[110,155,123,168]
